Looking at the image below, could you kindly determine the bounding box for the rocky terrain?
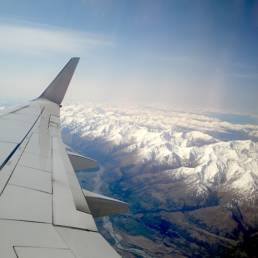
[61,103,258,258]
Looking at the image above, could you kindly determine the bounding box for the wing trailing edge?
[38,57,80,105]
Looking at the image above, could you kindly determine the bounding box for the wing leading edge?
[0,58,128,258]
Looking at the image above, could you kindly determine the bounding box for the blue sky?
[0,0,257,114]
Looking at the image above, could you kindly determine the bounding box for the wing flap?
[52,136,96,231]
[56,227,120,258]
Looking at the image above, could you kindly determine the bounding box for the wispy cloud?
[0,22,113,55]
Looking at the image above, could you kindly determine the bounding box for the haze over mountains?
[61,103,258,258]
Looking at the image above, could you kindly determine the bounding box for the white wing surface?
[0,58,127,258]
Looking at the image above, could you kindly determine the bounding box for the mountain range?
[61,103,258,258]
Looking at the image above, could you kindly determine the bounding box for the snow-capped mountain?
[61,104,258,202]
[61,103,258,257]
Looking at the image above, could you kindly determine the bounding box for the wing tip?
[38,57,80,105]
[71,56,80,61]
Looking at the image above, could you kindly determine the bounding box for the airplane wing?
[0,58,128,258]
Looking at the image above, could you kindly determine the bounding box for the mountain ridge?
[61,103,258,257]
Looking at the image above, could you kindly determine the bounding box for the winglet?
[39,57,80,105]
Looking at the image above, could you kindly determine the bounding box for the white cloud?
[0,22,113,55]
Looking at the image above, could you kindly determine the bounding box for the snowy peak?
[61,104,258,202]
